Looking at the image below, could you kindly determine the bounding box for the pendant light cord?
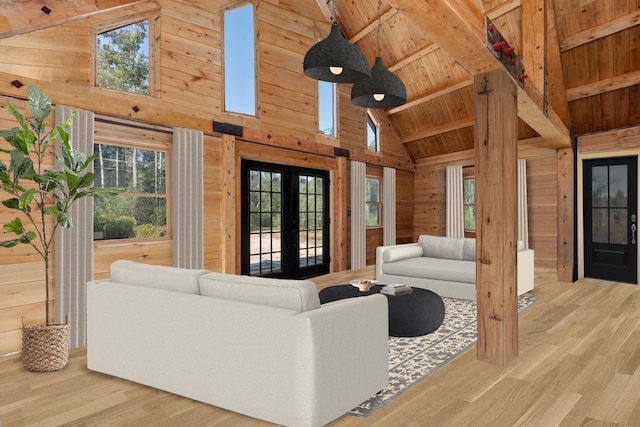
[332,0,337,23]
[376,0,381,57]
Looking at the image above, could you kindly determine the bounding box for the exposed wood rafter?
[486,0,522,20]
[401,117,473,144]
[387,0,571,148]
[566,69,640,101]
[387,43,440,72]
[0,0,146,39]
[388,77,473,115]
[560,9,640,51]
[348,7,399,44]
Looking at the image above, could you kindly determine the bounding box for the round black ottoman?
[319,284,445,337]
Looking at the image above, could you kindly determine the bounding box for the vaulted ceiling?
[1,0,638,161]
[327,0,640,160]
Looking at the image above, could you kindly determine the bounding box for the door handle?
[632,224,637,245]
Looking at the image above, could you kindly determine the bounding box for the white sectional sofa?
[87,260,389,427]
[376,235,534,300]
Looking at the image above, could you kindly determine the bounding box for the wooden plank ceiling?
[0,0,638,160]
[333,0,640,159]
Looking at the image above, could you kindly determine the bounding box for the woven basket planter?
[22,316,70,372]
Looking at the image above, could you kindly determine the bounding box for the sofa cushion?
[110,260,208,294]
[417,235,465,260]
[382,257,476,283]
[199,272,321,313]
[383,245,424,263]
[462,238,476,261]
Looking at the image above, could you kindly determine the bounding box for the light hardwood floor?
[2,267,640,426]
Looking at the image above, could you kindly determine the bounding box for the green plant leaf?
[2,198,20,210]
[3,217,24,235]
[0,238,21,248]
[13,128,35,153]
[6,101,27,130]
[57,213,72,228]
[27,86,52,124]
[18,188,37,212]
[76,172,95,189]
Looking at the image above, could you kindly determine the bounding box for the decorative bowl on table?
[349,279,378,292]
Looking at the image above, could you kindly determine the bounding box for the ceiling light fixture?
[351,0,407,108]
[303,1,370,83]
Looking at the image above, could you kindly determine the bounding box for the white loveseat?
[376,235,534,300]
[87,260,389,427]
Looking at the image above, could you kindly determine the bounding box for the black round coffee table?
[319,284,445,337]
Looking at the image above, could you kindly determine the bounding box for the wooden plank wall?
[0,0,414,355]
[413,144,559,268]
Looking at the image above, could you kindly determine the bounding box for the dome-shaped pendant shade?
[351,57,407,108]
[303,23,371,83]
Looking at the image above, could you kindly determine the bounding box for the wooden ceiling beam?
[566,69,640,101]
[387,42,440,72]
[386,0,497,75]
[560,9,640,52]
[0,0,147,39]
[348,7,399,44]
[387,77,473,115]
[400,117,474,143]
[485,0,522,20]
[386,0,571,148]
[544,0,571,126]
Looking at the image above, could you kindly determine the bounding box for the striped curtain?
[351,161,366,269]
[517,159,529,248]
[383,167,396,246]
[173,128,204,269]
[446,165,464,238]
[54,106,94,349]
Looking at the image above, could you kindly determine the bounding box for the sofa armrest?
[376,243,420,279]
[296,294,388,426]
[517,248,534,295]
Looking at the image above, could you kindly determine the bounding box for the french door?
[583,156,638,284]
[240,160,330,279]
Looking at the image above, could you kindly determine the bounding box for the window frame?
[318,80,337,138]
[222,1,258,117]
[366,110,380,153]
[365,176,382,228]
[90,12,161,98]
[93,119,172,244]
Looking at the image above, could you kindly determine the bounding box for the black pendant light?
[351,0,407,108]
[303,2,370,83]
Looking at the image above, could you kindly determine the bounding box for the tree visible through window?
[96,20,149,95]
[93,144,168,240]
[366,177,381,227]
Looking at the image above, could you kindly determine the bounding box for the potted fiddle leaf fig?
[0,86,120,371]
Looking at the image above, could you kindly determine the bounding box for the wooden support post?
[475,69,519,366]
[332,156,349,272]
[557,147,575,282]
[221,134,237,274]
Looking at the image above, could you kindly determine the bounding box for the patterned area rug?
[348,294,539,418]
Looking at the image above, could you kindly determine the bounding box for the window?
[94,19,153,95]
[318,81,336,137]
[93,144,168,240]
[223,3,256,116]
[366,111,380,152]
[366,177,381,227]
[463,177,476,232]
